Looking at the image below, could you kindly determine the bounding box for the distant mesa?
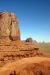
[0,12,20,42]
[25,37,33,42]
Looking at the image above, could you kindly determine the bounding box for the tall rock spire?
[0,12,20,43]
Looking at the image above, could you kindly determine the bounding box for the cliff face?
[0,12,20,42]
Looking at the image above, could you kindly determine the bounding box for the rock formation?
[25,37,33,42]
[0,12,20,43]
[0,12,50,75]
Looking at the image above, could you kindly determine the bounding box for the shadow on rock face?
[35,71,43,75]
[10,71,16,75]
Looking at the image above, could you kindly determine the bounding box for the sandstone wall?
[0,12,20,42]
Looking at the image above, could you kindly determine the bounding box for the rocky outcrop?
[0,57,50,75]
[0,12,20,43]
[25,37,33,42]
[0,12,50,75]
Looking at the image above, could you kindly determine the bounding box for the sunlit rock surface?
[0,12,20,43]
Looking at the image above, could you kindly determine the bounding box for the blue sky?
[0,0,50,42]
